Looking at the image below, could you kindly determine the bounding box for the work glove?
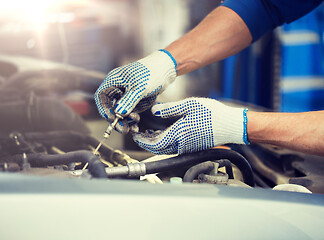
[94,49,177,134]
[133,97,249,155]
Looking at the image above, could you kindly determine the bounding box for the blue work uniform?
[222,0,323,41]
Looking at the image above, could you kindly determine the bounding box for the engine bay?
[0,56,324,194]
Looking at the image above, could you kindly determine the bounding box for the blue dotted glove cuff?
[243,108,250,145]
[158,49,178,75]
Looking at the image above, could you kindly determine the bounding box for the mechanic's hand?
[94,50,177,134]
[133,97,249,155]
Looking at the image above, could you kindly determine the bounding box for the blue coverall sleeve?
[221,0,323,41]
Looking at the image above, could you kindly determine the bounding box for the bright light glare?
[0,0,84,18]
[0,0,59,14]
[0,0,84,29]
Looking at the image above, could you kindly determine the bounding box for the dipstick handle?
[93,114,123,156]
[103,114,123,138]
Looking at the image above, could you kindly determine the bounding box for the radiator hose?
[183,159,234,183]
[106,149,255,187]
[4,150,107,178]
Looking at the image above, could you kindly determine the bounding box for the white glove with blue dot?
[133,97,249,155]
[94,49,177,134]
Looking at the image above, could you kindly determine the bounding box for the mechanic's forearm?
[164,6,252,76]
[247,111,324,155]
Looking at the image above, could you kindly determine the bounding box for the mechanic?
[95,0,324,156]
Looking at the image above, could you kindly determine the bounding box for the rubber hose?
[183,161,215,183]
[23,132,126,165]
[238,145,289,185]
[23,131,96,152]
[6,150,107,178]
[144,149,255,187]
[183,159,234,183]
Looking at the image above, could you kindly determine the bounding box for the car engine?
[1,56,324,194]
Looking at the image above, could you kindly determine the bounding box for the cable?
[145,149,254,186]
[183,159,235,183]
[183,161,214,183]
[5,150,107,178]
[238,145,289,185]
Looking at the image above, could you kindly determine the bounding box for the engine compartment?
[0,56,324,194]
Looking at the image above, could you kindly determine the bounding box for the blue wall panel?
[280,3,324,112]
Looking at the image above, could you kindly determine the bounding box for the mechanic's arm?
[247,111,324,155]
[95,0,321,132]
[165,6,252,75]
[166,0,322,75]
[133,98,324,156]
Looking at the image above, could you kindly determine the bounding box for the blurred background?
[0,0,323,150]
